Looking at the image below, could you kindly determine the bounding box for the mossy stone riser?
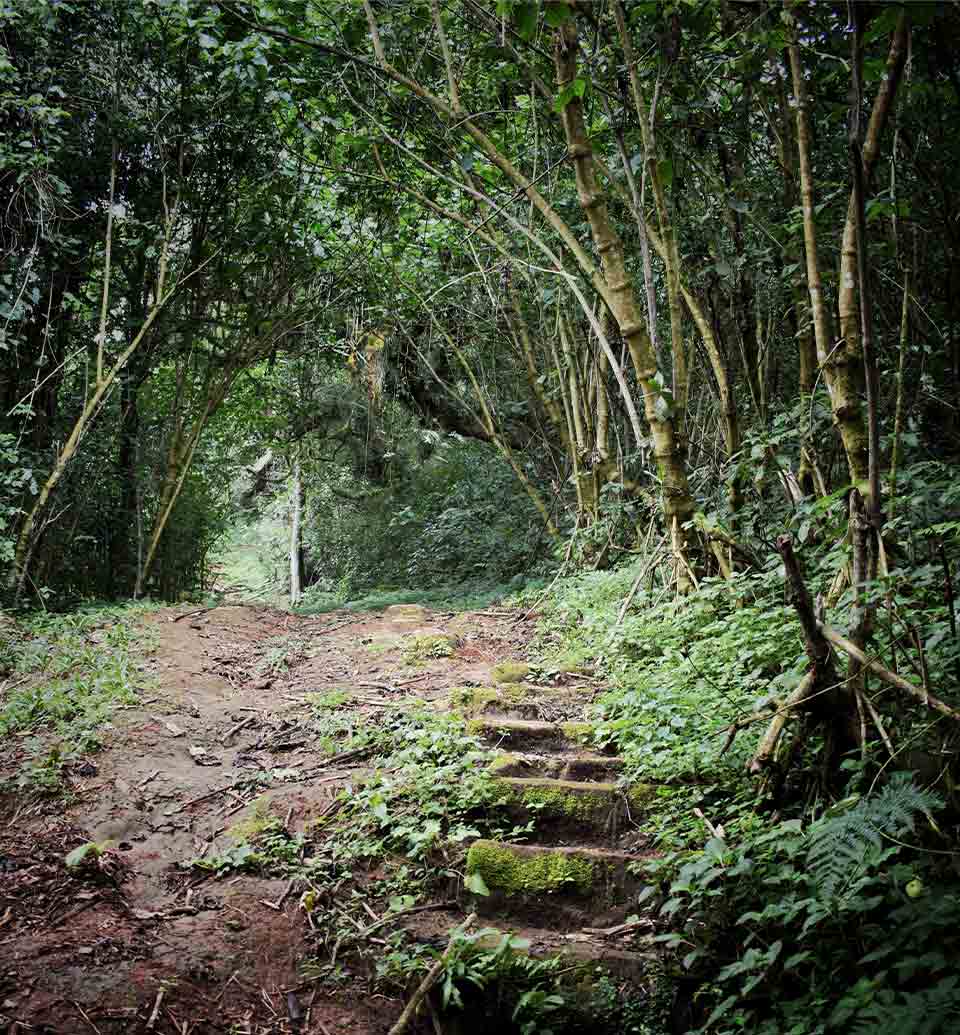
[489,751,625,781]
[495,775,656,842]
[469,717,566,749]
[465,839,655,932]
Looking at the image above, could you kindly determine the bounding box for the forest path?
[3,600,571,1035]
[1,604,653,1030]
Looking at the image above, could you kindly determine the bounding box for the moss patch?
[561,721,593,746]
[466,840,595,895]
[225,797,278,842]
[489,752,517,774]
[402,634,457,663]
[496,681,528,701]
[504,777,615,820]
[448,686,500,715]
[307,688,352,710]
[363,640,396,656]
[491,661,531,684]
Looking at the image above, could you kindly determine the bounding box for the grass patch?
[295,578,546,616]
[0,602,157,793]
[401,634,456,663]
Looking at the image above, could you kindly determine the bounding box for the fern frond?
[806,774,943,899]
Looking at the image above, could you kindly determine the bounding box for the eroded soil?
[0,602,539,1035]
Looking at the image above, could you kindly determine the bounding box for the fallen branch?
[819,624,960,722]
[221,715,257,744]
[582,918,654,938]
[388,913,477,1035]
[171,607,217,623]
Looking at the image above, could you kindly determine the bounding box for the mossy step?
[470,716,596,750]
[384,603,430,625]
[399,914,657,982]
[471,925,658,979]
[490,751,625,781]
[495,776,655,841]
[465,840,655,933]
[467,840,642,896]
[447,685,588,723]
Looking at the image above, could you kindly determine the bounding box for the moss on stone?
[466,840,595,895]
[505,778,614,820]
[488,753,517,774]
[491,661,531,684]
[560,721,593,745]
[497,681,528,701]
[448,685,499,715]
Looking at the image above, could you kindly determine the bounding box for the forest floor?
[1,598,650,1035]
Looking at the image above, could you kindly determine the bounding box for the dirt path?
[1,602,544,1034]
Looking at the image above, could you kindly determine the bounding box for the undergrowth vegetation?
[0,604,155,793]
[515,460,960,1033]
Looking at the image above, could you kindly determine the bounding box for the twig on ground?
[172,607,217,623]
[222,715,257,744]
[146,988,164,1030]
[388,913,477,1035]
[73,1001,102,1035]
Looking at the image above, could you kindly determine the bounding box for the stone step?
[490,750,625,782]
[470,716,596,751]
[466,840,648,904]
[398,906,658,982]
[495,775,655,842]
[446,685,588,722]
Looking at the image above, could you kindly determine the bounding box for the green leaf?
[198,33,217,49]
[515,3,537,40]
[464,870,491,896]
[544,3,573,27]
[65,842,101,868]
[657,157,673,190]
[554,76,588,113]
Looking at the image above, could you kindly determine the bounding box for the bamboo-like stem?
[888,269,910,521]
[96,140,118,387]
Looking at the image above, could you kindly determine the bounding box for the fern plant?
[653,775,958,1034]
[806,774,942,902]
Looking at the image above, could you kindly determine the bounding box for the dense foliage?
[3,0,960,1032]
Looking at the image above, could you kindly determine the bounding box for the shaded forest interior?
[3,1,960,1033]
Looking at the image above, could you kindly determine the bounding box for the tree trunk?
[554,18,696,578]
[289,454,304,606]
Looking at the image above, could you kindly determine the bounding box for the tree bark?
[554,17,696,577]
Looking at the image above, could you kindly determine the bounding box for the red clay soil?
[0,603,539,1034]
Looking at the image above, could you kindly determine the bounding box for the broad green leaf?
[464,870,491,896]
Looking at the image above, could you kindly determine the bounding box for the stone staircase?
[423,687,661,976]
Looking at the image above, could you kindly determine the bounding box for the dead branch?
[749,671,816,773]
[388,913,477,1035]
[819,624,960,722]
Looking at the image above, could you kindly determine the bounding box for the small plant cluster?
[0,604,154,793]
[517,567,801,781]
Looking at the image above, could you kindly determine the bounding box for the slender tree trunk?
[136,373,233,596]
[554,17,696,577]
[786,5,868,488]
[289,453,304,606]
